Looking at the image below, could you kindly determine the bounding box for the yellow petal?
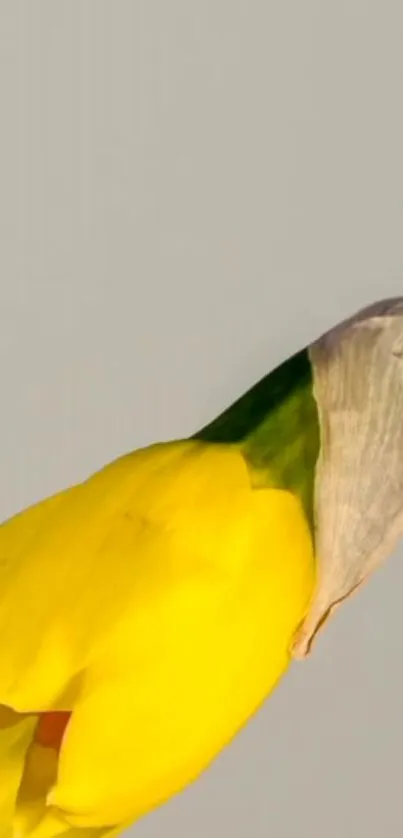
[13,742,59,837]
[0,706,36,838]
[0,439,314,832]
[47,484,313,827]
[0,441,249,712]
[11,721,115,838]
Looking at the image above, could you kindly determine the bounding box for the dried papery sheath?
[292,297,403,657]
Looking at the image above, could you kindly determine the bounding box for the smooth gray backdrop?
[1,3,403,836]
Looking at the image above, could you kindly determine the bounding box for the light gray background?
[1,2,403,836]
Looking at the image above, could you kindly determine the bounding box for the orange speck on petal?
[35,712,71,750]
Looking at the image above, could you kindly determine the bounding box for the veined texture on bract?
[293,297,403,655]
